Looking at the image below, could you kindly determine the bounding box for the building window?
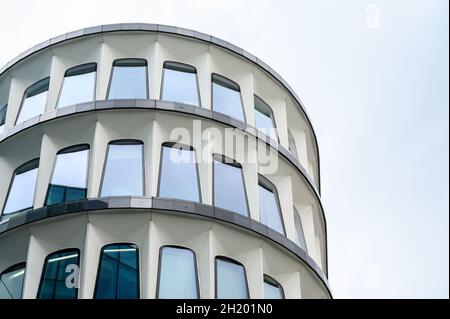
[161,61,200,106]
[254,95,278,141]
[100,140,144,197]
[2,159,39,218]
[94,243,139,299]
[288,129,299,161]
[37,249,80,299]
[215,256,249,299]
[213,154,249,216]
[16,78,49,124]
[0,263,26,299]
[57,63,97,108]
[258,175,285,235]
[158,142,201,202]
[156,246,199,299]
[107,59,148,99]
[263,275,284,299]
[45,145,89,206]
[293,206,308,252]
[212,74,245,122]
[0,104,6,134]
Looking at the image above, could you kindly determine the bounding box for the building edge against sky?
[0,23,330,299]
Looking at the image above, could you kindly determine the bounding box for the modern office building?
[0,23,330,299]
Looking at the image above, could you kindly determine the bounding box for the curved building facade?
[0,23,330,299]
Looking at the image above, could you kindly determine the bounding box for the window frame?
[155,245,200,299]
[288,129,299,161]
[214,255,250,299]
[293,206,308,253]
[0,262,26,299]
[257,174,286,235]
[36,248,80,299]
[56,63,97,109]
[106,58,149,100]
[98,139,145,197]
[254,94,279,142]
[211,73,247,123]
[0,103,6,132]
[157,141,202,203]
[15,77,50,125]
[263,274,285,299]
[93,242,141,299]
[1,158,40,219]
[160,61,201,107]
[212,153,250,217]
[44,144,90,206]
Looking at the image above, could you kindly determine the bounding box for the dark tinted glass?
[94,243,139,299]
[37,249,79,299]
[16,78,49,124]
[212,74,245,122]
[0,263,26,299]
[213,156,248,216]
[108,59,148,99]
[45,146,89,206]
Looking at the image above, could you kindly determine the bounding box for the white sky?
[0,0,448,298]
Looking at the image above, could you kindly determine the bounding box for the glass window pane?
[0,104,6,135]
[37,250,79,299]
[108,59,147,99]
[0,263,26,299]
[264,277,284,299]
[45,147,89,205]
[162,62,199,106]
[16,78,49,124]
[258,181,284,234]
[158,145,200,202]
[212,74,245,122]
[214,158,248,216]
[294,207,308,252]
[3,159,39,216]
[157,246,199,299]
[58,64,96,108]
[100,142,144,197]
[288,130,299,161]
[254,96,277,141]
[215,257,248,299]
[94,244,139,299]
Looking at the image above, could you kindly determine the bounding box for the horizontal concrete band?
[0,196,331,296]
[0,23,321,195]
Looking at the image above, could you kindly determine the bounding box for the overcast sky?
[0,0,448,299]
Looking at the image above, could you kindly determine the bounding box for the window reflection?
[212,74,245,122]
[157,246,199,299]
[293,206,308,252]
[107,59,148,99]
[254,95,277,141]
[58,63,96,108]
[258,176,285,235]
[0,104,6,134]
[37,249,80,299]
[0,263,26,299]
[161,61,200,106]
[2,159,39,218]
[94,243,139,299]
[288,129,299,161]
[263,275,284,299]
[215,257,249,299]
[16,78,49,124]
[100,140,144,197]
[213,155,249,216]
[45,145,89,206]
[158,143,201,202]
